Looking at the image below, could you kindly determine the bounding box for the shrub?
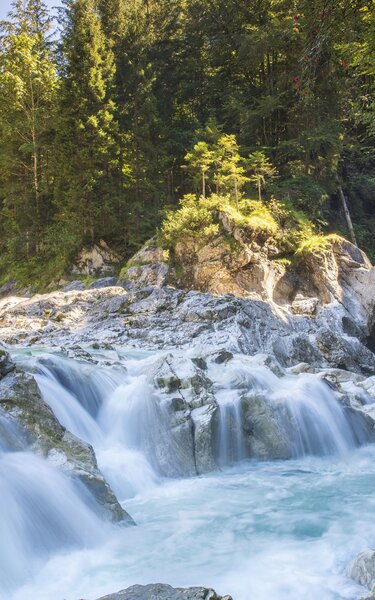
[296,233,341,257]
[160,194,220,249]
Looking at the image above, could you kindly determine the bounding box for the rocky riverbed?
[0,236,375,599]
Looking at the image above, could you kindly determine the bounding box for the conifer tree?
[110,0,164,250]
[214,135,248,209]
[54,0,117,250]
[247,151,277,201]
[0,0,57,262]
[184,141,214,197]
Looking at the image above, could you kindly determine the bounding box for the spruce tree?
[110,0,165,251]
[0,0,57,266]
[247,151,277,201]
[54,0,117,251]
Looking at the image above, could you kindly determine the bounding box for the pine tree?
[110,0,165,251]
[184,141,214,197]
[54,0,117,251]
[247,151,277,201]
[0,0,57,264]
[214,135,248,209]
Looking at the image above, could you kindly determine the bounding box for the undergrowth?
[159,192,337,262]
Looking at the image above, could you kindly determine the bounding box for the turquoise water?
[12,447,375,600]
[4,349,374,600]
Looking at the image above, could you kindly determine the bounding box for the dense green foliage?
[0,0,374,286]
[160,191,328,261]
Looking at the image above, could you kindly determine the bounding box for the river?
[1,348,373,600]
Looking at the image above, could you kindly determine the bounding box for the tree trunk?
[202,170,206,198]
[234,177,239,210]
[338,186,357,246]
[29,72,40,251]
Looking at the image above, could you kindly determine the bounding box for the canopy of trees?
[0,0,374,285]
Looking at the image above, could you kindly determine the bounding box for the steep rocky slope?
[0,232,374,374]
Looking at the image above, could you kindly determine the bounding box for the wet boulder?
[92,584,233,600]
[348,549,375,592]
[0,348,15,379]
[241,394,291,460]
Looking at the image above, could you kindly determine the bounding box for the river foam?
[2,347,374,599]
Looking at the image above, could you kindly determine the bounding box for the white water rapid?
[1,347,374,600]
[0,411,106,598]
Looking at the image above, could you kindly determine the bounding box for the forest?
[0,0,374,287]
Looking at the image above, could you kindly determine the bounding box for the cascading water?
[33,355,169,499]
[214,388,246,466]
[210,359,279,465]
[2,347,375,600]
[209,356,371,465]
[0,447,106,598]
[29,351,375,484]
[270,375,369,456]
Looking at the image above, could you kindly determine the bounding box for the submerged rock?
[91,583,233,600]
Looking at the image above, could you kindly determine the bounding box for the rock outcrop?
[89,583,232,600]
[120,240,170,288]
[71,240,120,276]
[126,222,374,328]
[0,351,133,525]
[0,275,374,376]
[348,549,375,593]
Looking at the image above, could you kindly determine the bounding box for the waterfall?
[214,388,246,466]
[29,351,375,483]
[208,356,372,464]
[0,450,105,597]
[34,355,162,499]
[270,375,367,457]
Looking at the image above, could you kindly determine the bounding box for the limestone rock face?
[120,240,170,288]
[0,358,133,524]
[71,240,120,276]
[348,549,375,591]
[169,217,374,333]
[112,228,375,373]
[91,583,233,600]
[0,281,374,376]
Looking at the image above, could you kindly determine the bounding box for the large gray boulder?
[90,583,232,600]
[119,240,170,289]
[71,240,120,276]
